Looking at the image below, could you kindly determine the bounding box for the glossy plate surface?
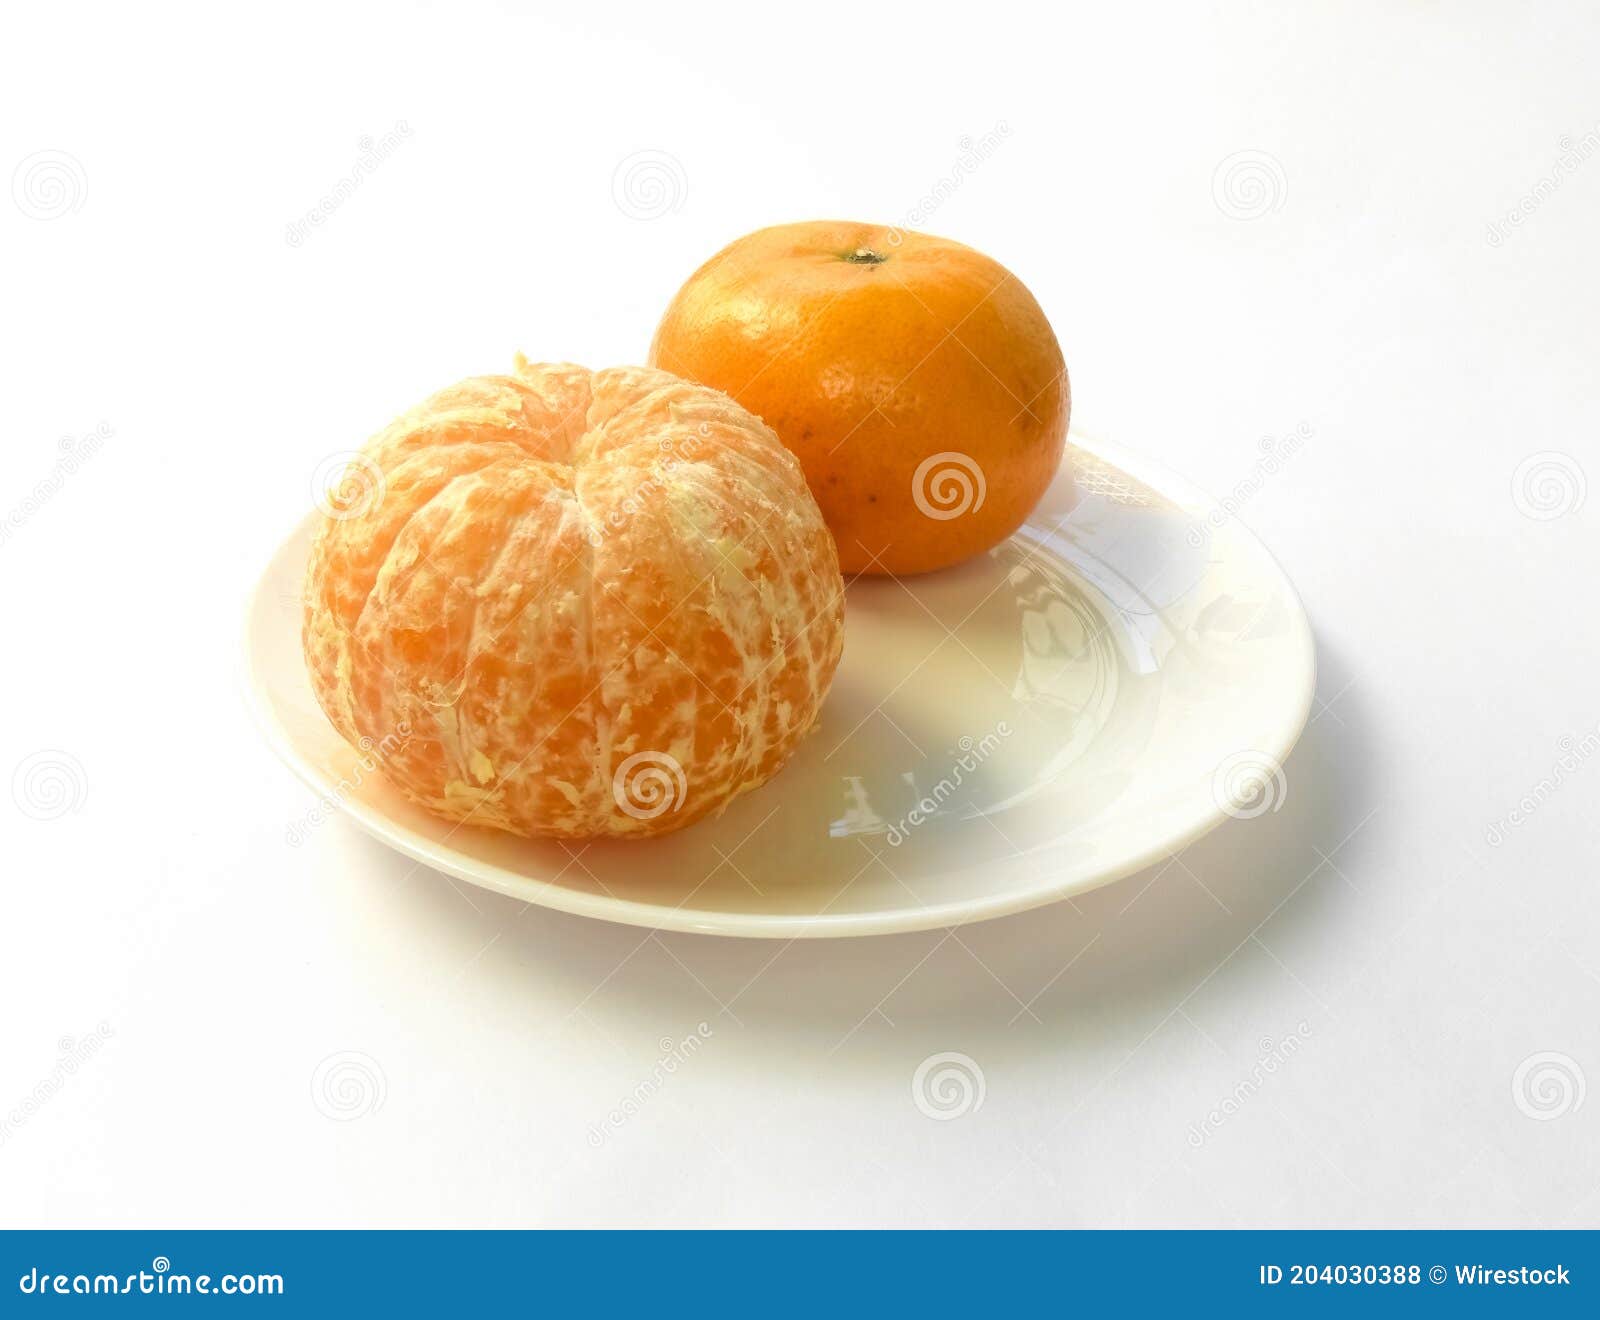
[245,435,1314,937]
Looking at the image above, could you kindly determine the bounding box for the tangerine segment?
[303,361,845,839]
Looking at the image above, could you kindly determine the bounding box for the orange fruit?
[649,221,1070,575]
[302,359,845,840]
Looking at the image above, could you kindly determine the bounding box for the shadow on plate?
[352,642,1371,1056]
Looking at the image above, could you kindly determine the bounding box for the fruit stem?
[841,247,889,265]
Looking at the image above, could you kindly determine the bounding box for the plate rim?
[243,434,1316,939]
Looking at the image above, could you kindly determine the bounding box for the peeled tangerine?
[302,359,845,839]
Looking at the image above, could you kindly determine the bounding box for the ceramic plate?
[245,435,1314,937]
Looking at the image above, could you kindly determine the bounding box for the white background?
[2,0,1597,1227]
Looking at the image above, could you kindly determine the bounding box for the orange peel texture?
[302,359,846,840]
[649,221,1070,576]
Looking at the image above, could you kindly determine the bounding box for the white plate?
[246,435,1314,938]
